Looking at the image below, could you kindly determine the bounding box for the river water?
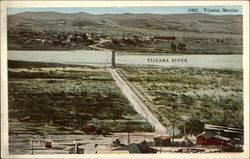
[8,50,242,70]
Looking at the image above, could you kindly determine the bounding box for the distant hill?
[8,12,242,36]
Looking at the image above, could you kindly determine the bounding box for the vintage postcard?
[1,1,249,159]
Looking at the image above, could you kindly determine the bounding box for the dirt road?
[88,39,112,51]
[109,68,170,135]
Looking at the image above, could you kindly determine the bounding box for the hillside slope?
[8,12,242,36]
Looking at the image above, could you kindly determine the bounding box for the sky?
[7,6,242,15]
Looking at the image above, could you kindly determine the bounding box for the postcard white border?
[1,1,249,159]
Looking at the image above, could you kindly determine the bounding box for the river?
[8,50,242,70]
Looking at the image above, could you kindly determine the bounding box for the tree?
[183,118,204,136]
[112,39,119,46]
[170,43,176,51]
[177,43,187,50]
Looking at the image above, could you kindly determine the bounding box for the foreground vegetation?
[8,61,152,135]
[117,66,243,135]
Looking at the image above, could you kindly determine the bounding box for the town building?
[196,124,243,152]
[112,140,157,154]
[153,136,171,146]
[196,131,230,146]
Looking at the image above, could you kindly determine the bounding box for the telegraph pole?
[31,140,34,155]
[127,117,131,144]
[184,123,186,137]
[160,132,162,153]
[172,124,175,144]
[184,122,187,142]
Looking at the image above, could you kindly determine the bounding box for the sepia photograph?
[1,1,249,159]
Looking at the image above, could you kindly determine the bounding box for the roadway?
[109,68,170,135]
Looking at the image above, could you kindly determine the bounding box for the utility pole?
[31,140,34,155]
[184,122,187,142]
[172,124,175,144]
[67,112,70,127]
[160,132,162,153]
[127,117,131,145]
[184,123,186,137]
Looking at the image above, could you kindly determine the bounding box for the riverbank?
[8,49,242,55]
[8,50,243,70]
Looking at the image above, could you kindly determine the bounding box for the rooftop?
[154,136,170,140]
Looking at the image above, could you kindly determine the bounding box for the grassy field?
[8,61,152,135]
[116,66,243,135]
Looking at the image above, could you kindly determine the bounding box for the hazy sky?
[7,6,242,15]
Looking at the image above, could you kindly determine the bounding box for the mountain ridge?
[8,11,242,35]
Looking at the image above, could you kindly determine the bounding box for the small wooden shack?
[154,136,171,146]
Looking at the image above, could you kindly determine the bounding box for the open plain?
[116,66,243,136]
[8,60,152,135]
